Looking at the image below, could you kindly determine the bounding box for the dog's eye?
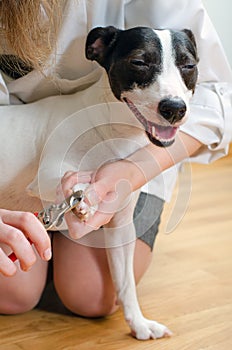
[182,64,196,70]
[130,59,149,68]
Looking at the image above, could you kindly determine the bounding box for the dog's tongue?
[155,124,177,140]
[147,122,177,141]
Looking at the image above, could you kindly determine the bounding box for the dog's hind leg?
[104,191,172,340]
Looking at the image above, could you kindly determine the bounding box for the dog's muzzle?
[123,97,182,147]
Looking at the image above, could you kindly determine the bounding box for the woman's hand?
[58,132,202,240]
[0,209,52,276]
[57,165,135,239]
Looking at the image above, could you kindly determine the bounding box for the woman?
[0,0,231,317]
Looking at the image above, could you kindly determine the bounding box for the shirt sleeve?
[181,82,232,163]
[125,0,232,163]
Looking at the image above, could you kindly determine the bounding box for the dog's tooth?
[152,126,156,137]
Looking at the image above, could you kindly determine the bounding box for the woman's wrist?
[91,159,141,194]
[116,159,148,191]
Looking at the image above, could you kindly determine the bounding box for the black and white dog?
[1,26,198,340]
[86,26,198,147]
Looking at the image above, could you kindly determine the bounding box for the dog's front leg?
[104,192,171,340]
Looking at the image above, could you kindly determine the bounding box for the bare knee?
[61,294,118,318]
[53,236,119,318]
[0,288,43,315]
[54,278,118,318]
[0,261,48,315]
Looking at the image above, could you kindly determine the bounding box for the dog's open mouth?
[123,98,178,147]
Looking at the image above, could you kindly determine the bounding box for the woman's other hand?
[0,209,52,276]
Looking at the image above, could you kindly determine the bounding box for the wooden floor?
[0,147,231,350]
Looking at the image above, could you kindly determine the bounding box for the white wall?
[202,0,232,66]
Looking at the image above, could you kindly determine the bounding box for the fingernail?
[43,248,52,261]
[21,264,32,272]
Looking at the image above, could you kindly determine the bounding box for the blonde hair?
[0,0,61,73]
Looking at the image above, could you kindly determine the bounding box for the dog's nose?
[158,98,186,124]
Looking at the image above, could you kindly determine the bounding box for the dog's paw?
[72,200,91,222]
[72,183,98,222]
[128,318,172,340]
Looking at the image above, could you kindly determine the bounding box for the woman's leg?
[53,233,153,318]
[0,248,48,314]
[53,193,164,318]
[53,232,117,318]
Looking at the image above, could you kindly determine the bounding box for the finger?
[62,171,75,179]
[0,247,17,276]
[0,222,37,271]
[2,211,52,262]
[57,171,93,199]
[64,192,117,239]
[61,171,92,185]
[56,173,80,203]
[65,210,113,240]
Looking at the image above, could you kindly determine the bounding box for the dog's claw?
[164,328,173,337]
[129,318,172,340]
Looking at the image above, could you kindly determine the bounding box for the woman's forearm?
[121,131,203,192]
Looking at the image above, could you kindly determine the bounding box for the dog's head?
[86,26,199,147]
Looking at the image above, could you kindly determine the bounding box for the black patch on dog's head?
[171,29,199,92]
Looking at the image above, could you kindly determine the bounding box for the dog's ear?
[182,29,199,62]
[182,29,197,49]
[85,26,120,68]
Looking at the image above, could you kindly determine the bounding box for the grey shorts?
[134,192,164,251]
[53,192,164,251]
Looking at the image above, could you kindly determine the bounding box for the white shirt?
[1,0,232,201]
